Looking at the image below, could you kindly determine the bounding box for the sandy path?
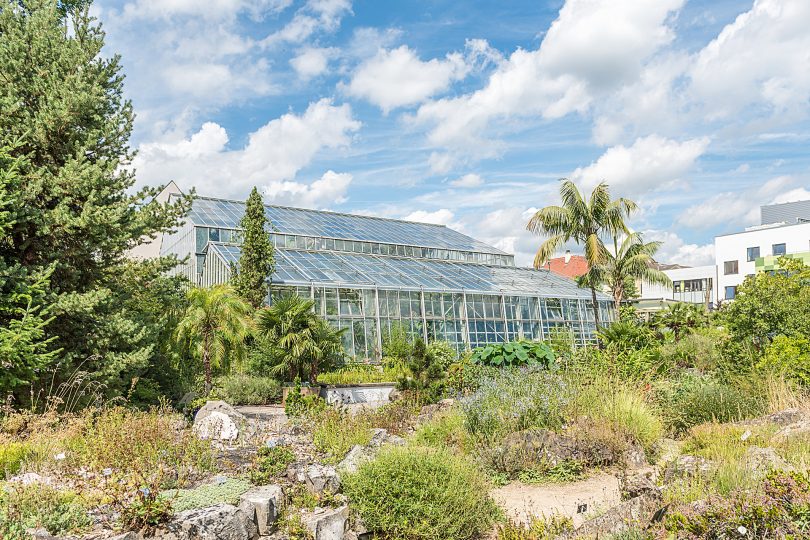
[490,472,621,527]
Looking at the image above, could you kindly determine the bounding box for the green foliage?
[284,380,327,417]
[316,363,405,385]
[120,483,174,530]
[0,1,191,403]
[397,338,446,403]
[0,483,90,539]
[650,302,710,341]
[759,334,810,387]
[381,321,413,360]
[461,368,567,441]
[232,187,275,308]
[215,374,281,405]
[250,446,296,483]
[721,258,810,351]
[254,295,345,383]
[167,477,252,513]
[471,340,555,369]
[517,460,585,484]
[343,445,500,540]
[312,409,373,464]
[175,285,252,393]
[598,320,657,351]
[496,515,574,540]
[412,408,471,453]
[425,341,458,371]
[658,327,725,372]
[0,440,31,476]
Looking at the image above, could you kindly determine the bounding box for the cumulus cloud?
[571,135,709,196]
[412,0,684,158]
[290,47,336,80]
[132,99,361,200]
[645,231,715,267]
[403,209,457,226]
[344,45,469,112]
[264,170,353,208]
[262,0,352,46]
[450,173,484,188]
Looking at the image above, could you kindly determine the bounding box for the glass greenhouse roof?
[187,196,507,256]
[207,243,606,299]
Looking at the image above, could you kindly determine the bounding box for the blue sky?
[93,0,810,266]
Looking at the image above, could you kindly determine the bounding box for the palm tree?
[175,285,252,394]
[255,295,345,382]
[526,180,636,331]
[585,232,672,311]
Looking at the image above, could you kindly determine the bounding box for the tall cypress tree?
[0,0,191,400]
[233,187,275,308]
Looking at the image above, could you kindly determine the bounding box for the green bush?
[397,338,446,403]
[215,374,281,405]
[412,408,471,453]
[658,328,724,372]
[0,441,32,476]
[652,372,765,433]
[461,368,567,441]
[165,477,252,513]
[312,409,372,464]
[284,381,327,417]
[316,363,405,385]
[426,341,458,371]
[343,445,499,540]
[0,483,90,539]
[250,446,297,483]
[759,335,810,387]
[471,340,555,369]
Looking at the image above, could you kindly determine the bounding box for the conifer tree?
[233,187,275,308]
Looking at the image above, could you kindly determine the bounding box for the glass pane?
[195,227,208,253]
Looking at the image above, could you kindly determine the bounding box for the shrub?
[284,381,327,417]
[461,368,567,441]
[397,338,446,403]
[166,477,252,512]
[0,483,90,539]
[0,440,32,476]
[759,335,810,387]
[120,484,174,531]
[250,446,296,483]
[215,374,281,405]
[412,408,471,453]
[471,340,555,369]
[426,341,458,371]
[590,387,663,454]
[311,409,372,464]
[316,364,405,385]
[496,515,574,539]
[343,445,499,540]
[652,372,765,433]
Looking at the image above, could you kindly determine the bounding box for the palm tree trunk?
[591,285,602,347]
[203,332,212,395]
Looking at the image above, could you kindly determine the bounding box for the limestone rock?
[558,493,662,539]
[9,472,55,486]
[764,408,809,427]
[664,455,715,482]
[619,472,661,501]
[305,464,341,494]
[157,503,257,540]
[744,446,793,472]
[238,485,283,535]
[193,401,250,441]
[301,505,349,540]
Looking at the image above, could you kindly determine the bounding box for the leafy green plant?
[0,440,32,476]
[215,374,281,405]
[120,484,174,531]
[412,408,471,453]
[426,341,458,371]
[496,515,574,540]
[343,445,499,540]
[311,409,372,464]
[166,477,252,512]
[759,334,810,387]
[397,338,446,403]
[284,381,327,417]
[316,364,405,385]
[471,340,555,369]
[250,446,297,483]
[0,483,90,540]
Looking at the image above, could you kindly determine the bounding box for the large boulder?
[499,428,618,470]
[238,485,283,536]
[558,493,663,539]
[156,503,257,540]
[744,446,793,472]
[193,401,250,442]
[664,455,715,482]
[619,472,661,501]
[300,505,349,540]
[304,464,341,495]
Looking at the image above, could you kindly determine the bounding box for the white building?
[639,200,810,308]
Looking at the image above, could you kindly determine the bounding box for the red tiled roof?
[545,255,589,279]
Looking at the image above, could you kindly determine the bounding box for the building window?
[724,286,737,300]
[746,246,760,262]
[724,260,739,275]
[772,243,786,256]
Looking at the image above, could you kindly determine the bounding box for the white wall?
[715,222,810,302]
[127,182,184,260]
[640,265,716,305]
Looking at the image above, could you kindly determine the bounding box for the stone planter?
[319,382,397,405]
[281,385,321,407]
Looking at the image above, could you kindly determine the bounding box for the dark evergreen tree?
[0,0,191,402]
[233,187,275,308]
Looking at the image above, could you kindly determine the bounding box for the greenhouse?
[160,195,614,360]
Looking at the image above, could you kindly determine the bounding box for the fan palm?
[585,232,672,311]
[526,179,636,330]
[255,295,345,382]
[175,285,252,393]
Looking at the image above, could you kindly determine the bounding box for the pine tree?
[0,0,191,400]
[233,187,275,308]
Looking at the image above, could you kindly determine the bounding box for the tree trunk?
[203,332,212,395]
[591,285,602,347]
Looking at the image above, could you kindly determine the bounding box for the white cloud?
[403,209,456,226]
[161,60,275,101]
[264,170,353,208]
[133,99,361,199]
[119,0,292,21]
[262,0,352,46]
[677,176,804,230]
[470,207,540,266]
[646,231,715,267]
[689,0,810,119]
[571,135,709,196]
[413,0,684,158]
[290,47,335,80]
[450,173,484,188]
[344,45,469,112]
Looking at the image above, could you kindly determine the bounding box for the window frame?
[723,260,739,275]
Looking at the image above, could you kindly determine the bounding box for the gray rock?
[764,408,809,426]
[337,445,370,475]
[9,473,55,486]
[744,446,793,472]
[193,401,251,441]
[107,533,143,540]
[301,505,349,540]
[179,392,199,408]
[305,464,341,494]
[238,485,283,535]
[558,493,662,539]
[664,455,715,482]
[774,420,810,441]
[619,472,661,501]
[157,503,257,540]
